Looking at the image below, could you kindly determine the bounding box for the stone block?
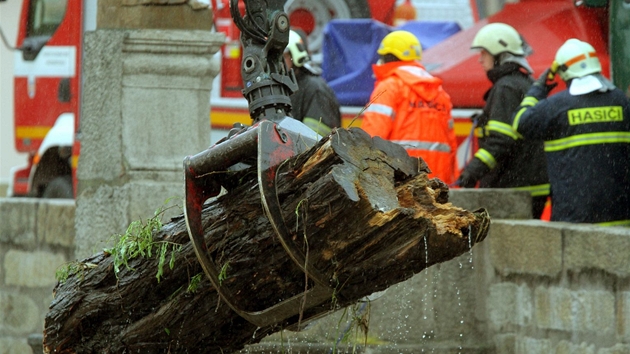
[494,333,517,354]
[448,189,532,220]
[367,269,441,344]
[79,31,126,183]
[97,0,214,30]
[535,286,614,333]
[0,198,38,246]
[27,334,43,354]
[0,291,40,333]
[74,185,132,259]
[598,344,630,354]
[487,282,532,330]
[535,286,572,331]
[564,225,630,277]
[617,292,630,341]
[125,178,184,222]
[572,290,615,333]
[38,199,75,247]
[121,80,212,171]
[488,220,562,276]
[0,337,33,354]
[4,250,66,288]
[430,254,484,343]
[556,341,595,354]
[516,336,552,354]
[119,31,220,172]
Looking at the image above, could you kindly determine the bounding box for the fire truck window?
[27,0,67,38]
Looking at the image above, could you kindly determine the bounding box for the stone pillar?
[75,29,225,258]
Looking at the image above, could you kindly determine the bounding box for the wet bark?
[43,127,490,354]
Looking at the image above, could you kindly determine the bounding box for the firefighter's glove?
[455,171,477,188]
[455,157,490,188]
[528,69,558,100]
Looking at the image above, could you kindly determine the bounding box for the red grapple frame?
[183,119,336,330]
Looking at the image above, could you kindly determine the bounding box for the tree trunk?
[43,127,490,354]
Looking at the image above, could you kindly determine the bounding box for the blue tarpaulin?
[322,19,461,106]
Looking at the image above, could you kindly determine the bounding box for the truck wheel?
[285,0,371,58]
[42,175,73,199]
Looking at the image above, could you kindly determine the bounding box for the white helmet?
[553,38,601,81]
[470,23,524,56]
[284,30,309,67]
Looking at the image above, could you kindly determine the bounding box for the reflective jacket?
[361,61,457,184]
[463,63,549,196]
[513,81,630,225]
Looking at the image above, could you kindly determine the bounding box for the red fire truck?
[9,0,88,198]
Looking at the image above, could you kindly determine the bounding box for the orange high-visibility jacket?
[361,61,457,184]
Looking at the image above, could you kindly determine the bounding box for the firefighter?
[511,38,630,225]
[284,29,341,136]
[455,23,549,219]
[361,30,458,185]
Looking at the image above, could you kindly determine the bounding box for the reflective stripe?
[474,148,497,169]
[302,117,332,136]
[513,95,538,133]
[365,103,396,119]
[393,140,452,153]
[544,131,630,152]
[564,51,597,67]
[487,120,520,140]
[512,183,550,197]
[475,126,486,138]
[512,107,529,135]
[16,125,51,140]
[597,219,630,227]
[399,65,432,78]
[71,155,79,169]
[521,96,539,107]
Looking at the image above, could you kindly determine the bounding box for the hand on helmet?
[533,68,558,96]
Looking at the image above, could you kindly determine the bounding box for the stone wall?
[484,220,630,354]
[240,191,630,354]
[0,198,75,354]
[3,191,630,354]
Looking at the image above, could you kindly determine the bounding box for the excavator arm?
[183,0,335,330]
[231,0,297,121]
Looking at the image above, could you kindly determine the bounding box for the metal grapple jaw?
[183,118,335,329]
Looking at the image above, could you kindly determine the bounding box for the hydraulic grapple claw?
[184,118,336,329]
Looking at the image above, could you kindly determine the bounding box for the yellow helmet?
[377,30,422,61]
